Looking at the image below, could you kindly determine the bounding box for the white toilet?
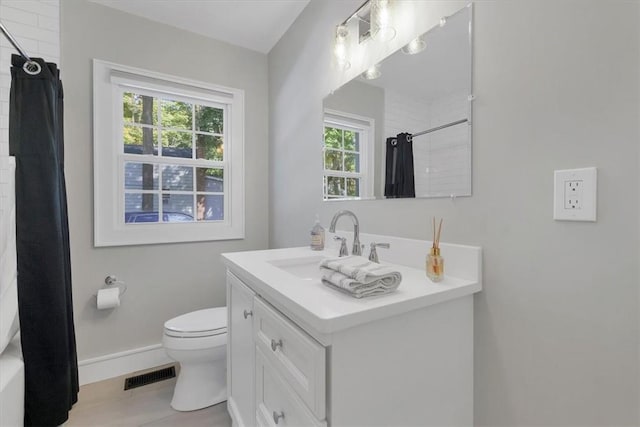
[162,307,227,411]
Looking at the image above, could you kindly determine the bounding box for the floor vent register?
[124,366,176,390]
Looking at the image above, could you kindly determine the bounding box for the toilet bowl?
[162,307,227,411]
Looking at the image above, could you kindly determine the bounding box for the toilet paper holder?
[94,275,128,310]
[103,275,127,295]
[94,275,128,298]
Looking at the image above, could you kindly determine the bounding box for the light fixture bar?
[341,0,372,26]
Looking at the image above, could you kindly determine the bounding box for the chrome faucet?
[329,210,362,256]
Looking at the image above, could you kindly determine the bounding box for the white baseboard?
[78,344,172,386]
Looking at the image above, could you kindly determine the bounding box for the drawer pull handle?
[273,411,285,424]
[243,309,253,319]
[271,339,283,351]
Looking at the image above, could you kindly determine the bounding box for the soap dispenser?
[310,215,325,251]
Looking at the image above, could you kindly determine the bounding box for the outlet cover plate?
[553,167,597,221]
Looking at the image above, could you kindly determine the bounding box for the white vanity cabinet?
[227,272,256,427]
[227,272,327,427]
[223,235,482,427]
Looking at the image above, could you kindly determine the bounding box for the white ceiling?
[92,0,311,54]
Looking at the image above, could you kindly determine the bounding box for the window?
[323,110,374,200]
[93,60,244,246]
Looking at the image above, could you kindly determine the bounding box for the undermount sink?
[268,255,325,281]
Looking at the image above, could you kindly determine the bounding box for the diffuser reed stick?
[426,217,444,282]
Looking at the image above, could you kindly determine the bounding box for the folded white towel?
[319,256,402,298]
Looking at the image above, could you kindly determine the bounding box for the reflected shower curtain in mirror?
[384,132,415,198]
[9,54,78,426]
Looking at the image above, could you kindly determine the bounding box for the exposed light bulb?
[440,16,447,27]
[401,36,426,55]
[361,64,381,80]
[334,24,351,70]
[371,0,396,42]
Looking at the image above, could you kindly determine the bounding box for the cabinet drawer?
[253,297,326,419]
[255,348,326,427]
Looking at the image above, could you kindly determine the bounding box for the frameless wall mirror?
[322,4,472,201]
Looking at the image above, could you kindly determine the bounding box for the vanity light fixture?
[333,0,396,71]
[334,24,351,70]
[401,36,426,55]
[370,0,396,42]
[361,64,381,80]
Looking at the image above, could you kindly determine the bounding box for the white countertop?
[222,238,482,335]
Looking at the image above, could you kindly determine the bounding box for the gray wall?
[269,0,639,425]
[62,0,269,359]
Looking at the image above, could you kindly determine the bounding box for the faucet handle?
[368,242,390,263]
[334,235,349,257]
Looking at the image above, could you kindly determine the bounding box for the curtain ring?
[23,60,41,76]
[391,139,398,146]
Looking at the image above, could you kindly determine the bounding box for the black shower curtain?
[384,132,415,198]
[9,54,78,426]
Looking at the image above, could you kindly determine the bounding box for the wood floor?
[65,365,232,427]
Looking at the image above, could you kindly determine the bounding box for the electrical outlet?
[554,168,597,221]
[564,180,583,209]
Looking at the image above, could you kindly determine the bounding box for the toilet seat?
[164,307,227,338]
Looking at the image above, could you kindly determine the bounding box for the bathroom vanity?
[222,232,481,427]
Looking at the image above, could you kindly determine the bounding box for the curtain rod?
[0,21,32,61]
[412,118,468,138]
[0,21,41,75]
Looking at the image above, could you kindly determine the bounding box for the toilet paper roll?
[97,287,121,309]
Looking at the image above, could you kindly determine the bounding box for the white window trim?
[93,59,244,247]
[323,108,375,200]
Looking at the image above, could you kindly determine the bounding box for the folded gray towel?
[319,256,402,298]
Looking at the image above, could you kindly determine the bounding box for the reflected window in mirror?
[323,110,375,200]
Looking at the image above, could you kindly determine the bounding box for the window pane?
[195,105,223,134]
[195,134,223,161]
[324,127,342,149]
[196,168,224,192]
[327,176,344,196]
[162,194,194,221]
[324,149,343,171]
[125,163,158,190]
[346,178,360,197]
[197,194,223,221]
[124,193,159,223]
[123,125,158,155]
[123,93,156,125]
[161,99,192,129]
[162,165,193,191]
[344,130,356,151]
[344,152,360,173]
[161,130,193,158]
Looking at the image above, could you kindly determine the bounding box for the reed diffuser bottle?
[426,217,444,282]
